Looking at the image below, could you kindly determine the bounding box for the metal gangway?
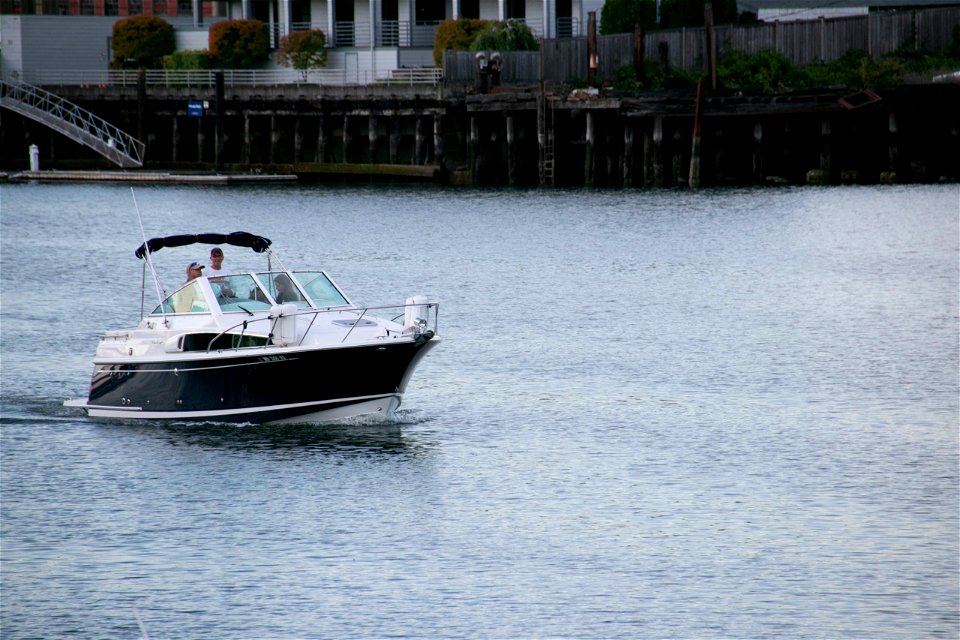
[0,79,145,168]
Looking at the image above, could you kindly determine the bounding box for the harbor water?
[1,183,957,638]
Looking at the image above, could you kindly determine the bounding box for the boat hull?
[68,337,438,424]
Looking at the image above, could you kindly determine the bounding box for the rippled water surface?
[1,183,958,638]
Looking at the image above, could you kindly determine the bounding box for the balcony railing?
[28,68,444,88]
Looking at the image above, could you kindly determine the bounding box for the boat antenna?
[131,188,167,321]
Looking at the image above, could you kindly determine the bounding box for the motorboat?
[64,231,440,424]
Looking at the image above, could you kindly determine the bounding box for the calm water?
[1,183,957,638]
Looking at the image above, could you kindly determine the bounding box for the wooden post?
[215,71,224,171]
[137,69,146,152]
[752,121,763,183]
[369,114,378,163]
[623,120,634,187]
[672,128,683,186]
[652,114,664,186]
[820,117,831,180]
[342,115,351,163]
[888,112,898,174]
[316,113,326,162]
[704,3,717,90]
[171,115,179,163]
[242,113,250,164]
[506,114,516,186]
[470,116,479,181]
[434,113,444,170]
[197,116,204,163]
[634,25,646,86]
[294,117,303,163]
[587,12,598,87]
[389,116,400,164]
[415,115,425,165]
[269,115,279,164]
[585,111,595,187]
[689,76,706,188]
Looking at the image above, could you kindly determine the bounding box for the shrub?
[162,49,212,70]
[612,65,639,92]
[209,19,270,68]
[434,18,494,66]
[277,29,328,79]
[111,15,174,69]
[718,48,802,92]
[469,20,540,53]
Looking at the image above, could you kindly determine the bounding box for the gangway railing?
[0,79,145,168]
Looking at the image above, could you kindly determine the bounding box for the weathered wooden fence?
[444,6,960,84]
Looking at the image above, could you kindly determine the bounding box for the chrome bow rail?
[0,79,145,168]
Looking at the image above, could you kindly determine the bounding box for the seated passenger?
[274,274,302,304]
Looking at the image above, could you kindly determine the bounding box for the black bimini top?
[135,232,272,259]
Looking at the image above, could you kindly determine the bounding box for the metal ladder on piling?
[539,94,555,186]
[0,79,145,168]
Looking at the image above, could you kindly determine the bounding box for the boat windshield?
[257,272,311,309]
[209,274,274,313]
[290,271,349,308]
[153,280,210,315]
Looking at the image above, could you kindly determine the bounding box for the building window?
[127,0,142,13]
[177,0,191,15]
[79,0,94,14]
[105,0,118,13]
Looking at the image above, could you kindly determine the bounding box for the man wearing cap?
[185,261,205,282]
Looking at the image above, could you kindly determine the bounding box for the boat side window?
[257,272,310,309]
[291,272,349,308]
[152,280,209,315]
[213,274,274,313]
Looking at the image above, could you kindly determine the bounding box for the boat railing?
[206,301,439,352]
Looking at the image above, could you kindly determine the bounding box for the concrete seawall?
[1,83,957,187]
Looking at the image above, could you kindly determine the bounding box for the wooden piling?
[389,116,400,164]
[506,114,516,186]
[752,121,763,184]
[316,114,326,163]
[689,77,706,189]
[369,114,378,163]
[434,113,444,170]
[585,111,595,187]
[652,115,664,186]
[623,121,634,187]
[270,115,279,164]
[415,115,425,165]
[342,115,352,163]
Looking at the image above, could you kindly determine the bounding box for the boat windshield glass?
[257,272,310,309]
[210,274,275,313]
[290,271,349,308]
[152,280,210,315]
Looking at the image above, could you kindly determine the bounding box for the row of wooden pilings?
[2,85,958,186]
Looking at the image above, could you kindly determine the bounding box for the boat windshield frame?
[257,270,352,309]
[150,273,275,316]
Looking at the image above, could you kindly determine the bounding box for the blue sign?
[187,101,203,117]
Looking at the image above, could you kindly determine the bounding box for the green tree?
[111,15,175,69]
[600,0,656,35]
[469,20,540,53]
[659,0,738,28]
[209,19,270,68]
[276,29,328,79]
[434,18,494,66]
